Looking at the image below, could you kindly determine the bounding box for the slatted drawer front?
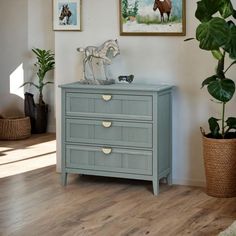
[66,92,152,120]
[66,119,152,148]
[66,145,152,175]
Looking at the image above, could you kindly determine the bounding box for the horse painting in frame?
[119,0,186,36]
[53,0,81,31]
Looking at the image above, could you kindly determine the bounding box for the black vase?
[24,92,48,134]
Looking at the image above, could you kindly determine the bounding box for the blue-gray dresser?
[59,82,173,195]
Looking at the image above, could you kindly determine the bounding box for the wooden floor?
[0,134,236,236]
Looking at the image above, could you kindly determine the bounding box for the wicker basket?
[0,116,31,140]
[202,136,236,198]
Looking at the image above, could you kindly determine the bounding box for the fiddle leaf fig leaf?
[195,0,220,22]
[208,117,220,138]
[219,0,234,19]
[233,10,236,19]
[207,79,235,102]
[224,23,236,59]
[196,17,229,50]
[226,117,236,130]
[201,75,218,88]
[211,50,223,60]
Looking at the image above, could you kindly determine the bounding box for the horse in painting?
[153,0,172,22]
[59,4,72,25]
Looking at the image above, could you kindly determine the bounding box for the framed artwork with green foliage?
[119,0,186,36]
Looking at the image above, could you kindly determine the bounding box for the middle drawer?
[66,119,153,148]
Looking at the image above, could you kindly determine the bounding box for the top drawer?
[65,92,153,120]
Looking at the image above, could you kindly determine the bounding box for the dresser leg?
[152,179,159,196]
[61,172,68,186]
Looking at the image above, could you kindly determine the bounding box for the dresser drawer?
[66,92,152,120]
[65,145,152,175]
[66,119,152,148]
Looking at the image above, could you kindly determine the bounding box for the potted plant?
[22,48,55,133]
[187,0,236,197]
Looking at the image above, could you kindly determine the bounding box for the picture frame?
[53,0,82,31]
[119,0,186,36]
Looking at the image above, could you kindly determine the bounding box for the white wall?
[0,0,55,132]
[0,0,28,117]
[27,0,55,132]
[55,0,236,186]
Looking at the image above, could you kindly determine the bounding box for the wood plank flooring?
[0,134,236,236]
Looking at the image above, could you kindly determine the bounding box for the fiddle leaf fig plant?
[21,48,55,106]
[190,0,236,138]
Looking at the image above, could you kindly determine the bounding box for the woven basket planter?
[0,117,31,140]
[202,136,236,198]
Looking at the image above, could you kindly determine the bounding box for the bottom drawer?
[65,145,152,176]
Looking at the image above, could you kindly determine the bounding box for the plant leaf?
[224,23,236,59]
[207,78,235,102]
[233,10,236,19]
[184,38,195,41]
[195,0,220,22]
[218,0,234,19]
[201,75,218,88]
[196,17,229,50]
[20,82,39,89]
[32,48,55,83]
[211,50,223,60]
[226,117,236,130]
[208,117,220,138]
[44,81,54,85]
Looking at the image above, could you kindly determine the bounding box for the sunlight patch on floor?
[0,139,56,178]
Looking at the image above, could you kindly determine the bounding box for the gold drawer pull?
[102,121,112,128]
[102,148,112,155]
[102,95,112,101]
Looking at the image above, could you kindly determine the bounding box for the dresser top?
[59,82,173,92]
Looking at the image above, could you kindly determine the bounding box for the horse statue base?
[78,79,116,85]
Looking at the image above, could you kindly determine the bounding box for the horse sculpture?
[153,0,172,23]
[77,39,120,84]
[59,4,72,25]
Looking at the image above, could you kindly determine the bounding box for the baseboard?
[172,178,206,187]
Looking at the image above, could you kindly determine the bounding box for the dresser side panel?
[157,90,172,176]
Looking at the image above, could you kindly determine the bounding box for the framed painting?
[53,0,81,31]
[119,0,186,36]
